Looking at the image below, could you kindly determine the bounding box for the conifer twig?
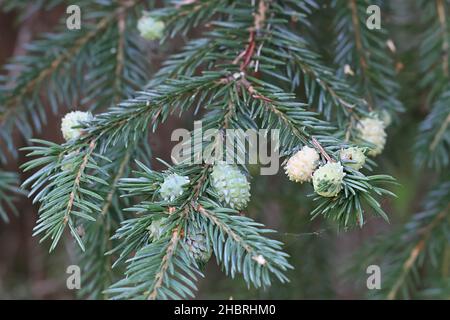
[387,204,450,300]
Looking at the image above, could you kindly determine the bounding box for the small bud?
[356,117,387,156]
[285,146,320,183]
[379,110,392,127]
[369,109,392,127]
[344,64,355,76]
[147,218,166,240]
[185,228,212,266]
[61,151,79,172]
[137,15,165,40]
[386,39,396,53]
[252,254,267,266]
[159,173,190,202]
[340,147,366,170]
[211,162,250,210]
[61,111,93,141]
[76,225,85,238]
[312,162,345,197]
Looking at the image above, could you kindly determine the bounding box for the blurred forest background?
[0,0,446,299]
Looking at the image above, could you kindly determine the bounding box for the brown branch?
[387,204,450,300]
[233,0,268,71]
[295,59,356,112]
[254,0,268,31]
[147,229,180,300]
[430,113,450,152]
[240,31,256,71]
[437,0,449,77]
[238,77,331,160]
[311,137,334,163]
[63,139,97,225]
[442,243,450,277]
[239,77,272,102]
[349,0,374,111]
[146,157,214,299]
[0,0,141,123]
[196,204,253,253]
[100,150,131,215]
[192,165,210,200]
[113,9,126,104]
[349,0,366,69]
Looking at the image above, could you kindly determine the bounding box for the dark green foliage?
[0,0,415,299]
[0,0,149,159]
[417,0,450,104]
[349,180,450,299]
[0,170,21,222]
[107,160,292,298]
[333,0,403,117]
[21,139,109,252]
[347,0,450,300]
[415,87,450,170]
[414,0,450,170]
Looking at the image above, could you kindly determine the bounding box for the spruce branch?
[347,2,450,299]
[14,0,399,299]
[108,227,201,300]
[333,0,403,115]
[436,0,449,77]
[267,10,366,124]
[21,67,226,253]
[349,181,450,299]
[21,139,109,251]
[195,201,292,287]
[0,0,149,157]
[77,214,115,299]
[151,0,229,39]
[415,86,450,170]
[387,203,449,300]
[100,150,131,216]
[0,170,22,222]
[107,164,210,299]
[418,0,450,102]
[146,228,182,300]
[415,1,450,170]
